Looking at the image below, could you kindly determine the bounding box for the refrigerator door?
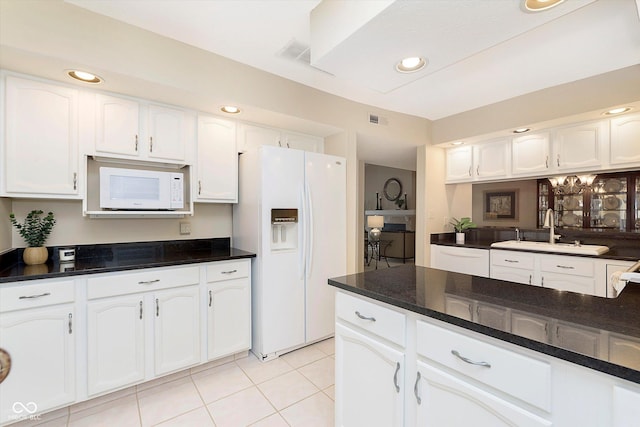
[259,146,306,355]
[304,152,347,343]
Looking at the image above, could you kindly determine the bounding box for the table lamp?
[367,215,384,241]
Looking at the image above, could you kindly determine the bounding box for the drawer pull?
[504,259,519,263]
[451,350,491,368]
[209,290,212,307]
[68,313,73,334]
[355,311,376,322]
[156,298,159,317]
[529,274,532,285]
[138,279,160,285]
[139,301,143,320]
[393,362,400,393]
[556,265,575,269]
[19,292,51,300]
[221,270,238,274]
[414,371,422,404]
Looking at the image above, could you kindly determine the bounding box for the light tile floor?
[13,338,335,427]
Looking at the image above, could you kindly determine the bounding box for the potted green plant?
[9,210,56,265]
[450,217,476,244]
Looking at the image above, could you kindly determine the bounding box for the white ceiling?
[66,0,640,121]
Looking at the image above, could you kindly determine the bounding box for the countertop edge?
[328,278,640,385]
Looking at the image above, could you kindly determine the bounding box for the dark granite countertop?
[328,265,640,384]
[431,229,640,261]
[0,238,255,284]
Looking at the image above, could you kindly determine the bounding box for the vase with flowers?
[10,210,56,265]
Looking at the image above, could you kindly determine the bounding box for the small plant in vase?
[10,210,56,265]
[450,217,476,244]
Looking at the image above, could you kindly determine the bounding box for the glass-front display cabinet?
[537,171,640,231]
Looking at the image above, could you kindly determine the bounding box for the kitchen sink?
[490,240,609,255]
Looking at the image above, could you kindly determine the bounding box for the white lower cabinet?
[613,385,640,427]
[335,323,405,427]
[205,260,251,360]
[87,294,145,396]
[430,245,490,277]
[415,361,550,427]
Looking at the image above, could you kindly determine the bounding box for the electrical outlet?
[179,222,191,235]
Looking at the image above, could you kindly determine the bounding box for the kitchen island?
[328,265,640,426]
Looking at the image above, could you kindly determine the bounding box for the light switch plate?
[180,222,191,235]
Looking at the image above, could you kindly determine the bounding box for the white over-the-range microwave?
[99,167,184,210]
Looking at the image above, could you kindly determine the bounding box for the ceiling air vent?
[278,39,311,65]
[368,113,388,126]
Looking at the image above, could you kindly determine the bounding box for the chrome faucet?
[515,228,521,242]
[543,208,561,244]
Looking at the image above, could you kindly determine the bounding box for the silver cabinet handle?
[355,311,376,322]
[149,136,153,152]
[198,180,202,195]
[221,270,238,274]
[19,292,51,299]
[139,301,143,320]
[556,265,575,269]
[209,290,212,307]
[73,172,77,190]
[156,298,159,317]
[541,276,544,287]
[545,156,549,168]
[476,165,480,176]
[393,362,400,393]
[451,350,491,368]
[468,166,472,177]
[138,279,160,285]
[414,371,422,404]
[135,134,138,151]
[529,274,532,285]
[504,259,519,263]
[68,313,73,334]
[557,154,560,167]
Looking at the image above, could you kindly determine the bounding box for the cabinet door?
[475,303,510,331]
[335,323,404,427]
[431,245,489,277]
[474,139,509,180]
[282,132,323,152]
[512,133,550,176]
[541,272,597,295]
[511,311,550,343]
[154,286,200,375]
[0,304,75,421]
[555,121,606,171]
[196,115,238,203]
[207,278,250,360]
[613,385,640,427]
[553,321,600,357]
[610,112,640,166]
[87,294,145,396]
[147,105,187,162]
[490,265,534,286]
[95,94,140,157]
[608,334,640,371]
[444,295,473,321]
[4,76,79,197]
[445,146,473,182]
[415,361,551,427]
[238,124,281,152]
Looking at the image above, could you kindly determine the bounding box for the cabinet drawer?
[540,255,593,277]
[206,260,249,283]
[491,250,535,269]
[336,291,405,347]
[87,266,200,299]
[417,319,551,412]
[0,280,75,312]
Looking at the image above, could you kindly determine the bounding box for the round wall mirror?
[383,178,402,201]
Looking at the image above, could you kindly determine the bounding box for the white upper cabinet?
[512,132,551,176]
[473,138,509,180]
[195,115,238,203]
[238,123,324,153]
[445,145,473,183]
[3,75,81,198]
[94,93,192,164]
[554,120,607,171]
[610,112,640,167]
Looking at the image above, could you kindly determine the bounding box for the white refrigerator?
[233,145,346,361]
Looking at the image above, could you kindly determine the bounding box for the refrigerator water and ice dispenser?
[271,209,298,250]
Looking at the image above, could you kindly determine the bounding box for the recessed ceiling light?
[396,57,427,73]
[513,128,531,134]
[67,70,102,84]
[523,0,565,12]
[221,106,241,114]
[603,107,632,116]
[451,141,464,146]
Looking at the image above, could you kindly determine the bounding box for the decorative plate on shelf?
[603,212,620,227]
[562,196,580,210]
[561,212,579,226]
[603,179,622,193]
[603,196,621,210]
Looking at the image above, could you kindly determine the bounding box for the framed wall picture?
[484,190,517,220]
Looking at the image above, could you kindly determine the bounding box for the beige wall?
[472,180,538,229]
[0,198,11,252]
[364,164,416,212]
